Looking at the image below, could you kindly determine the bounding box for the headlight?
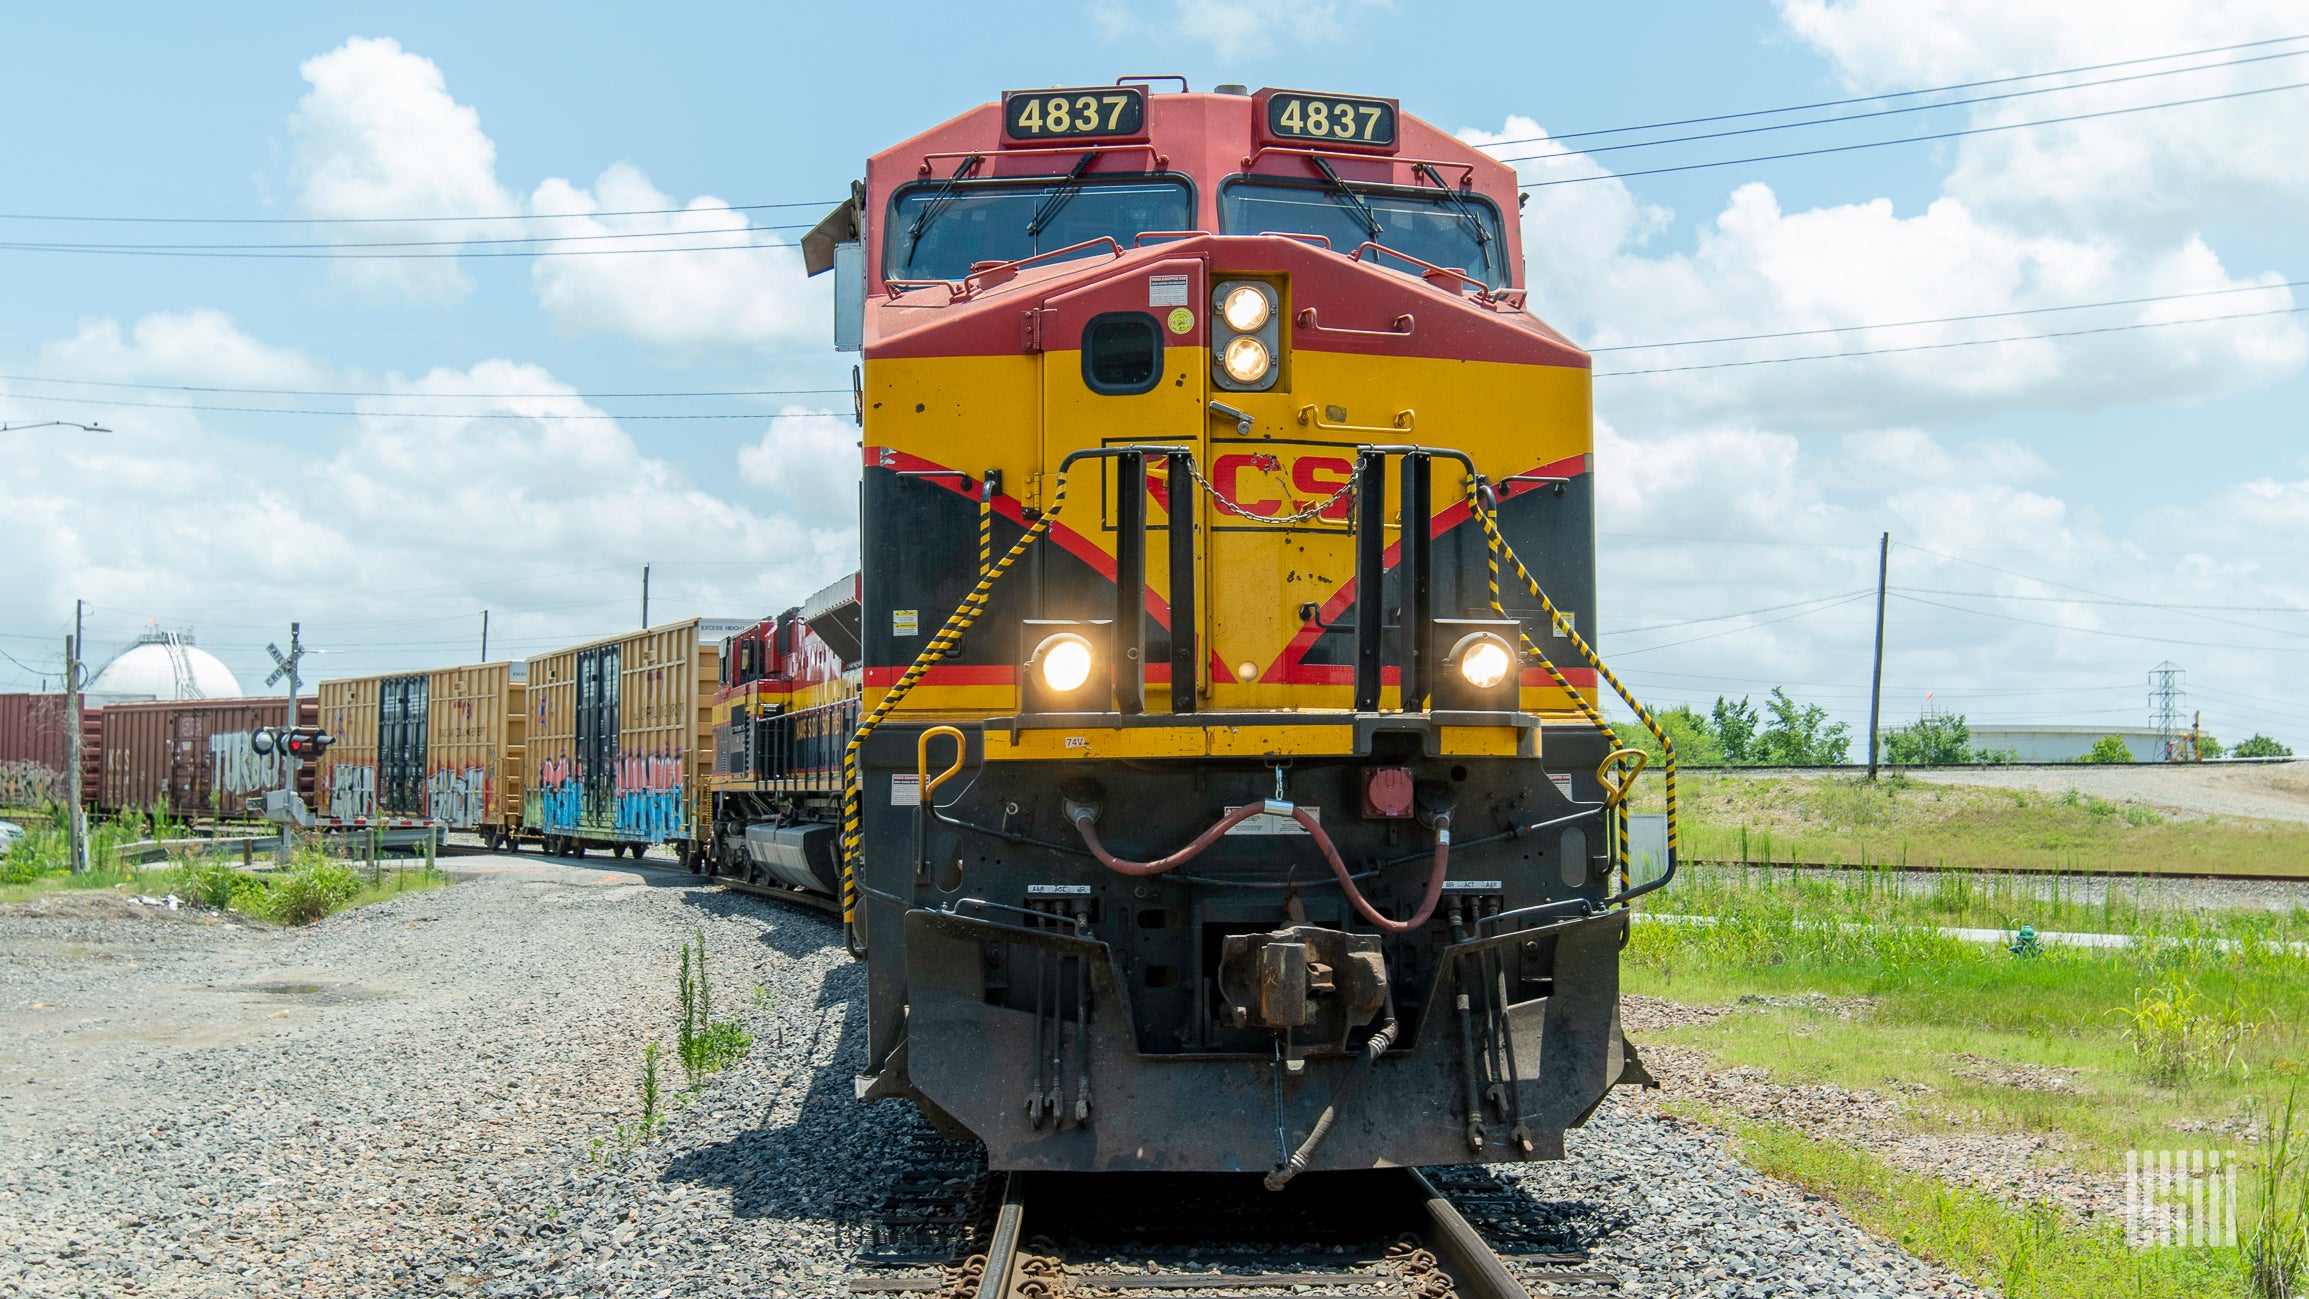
[1457,637,1513,690]
[1221,285,1271,332]
[1221,336,1272,384]
[1036,635,1094,693]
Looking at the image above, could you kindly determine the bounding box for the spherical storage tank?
[86,629,243,702]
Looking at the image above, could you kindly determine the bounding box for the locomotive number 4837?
[1005,87,1146,140]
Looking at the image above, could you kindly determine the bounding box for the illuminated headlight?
[1036,634,1094,692]
[1221,336,1272,384]
[1221,285,1271,332]
[1432,619,1526,713]
[1457,637,1513,690]
[1020,620,1111,715]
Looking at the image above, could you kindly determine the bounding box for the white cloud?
[737,408,860,531]
[0,316,855,686]
[1461,111,2305,430]
[1778,0,2309,239]
[528,165,827,347]
[37,309,328,387]
[289,36,519,303]
[1096,0,1391,57]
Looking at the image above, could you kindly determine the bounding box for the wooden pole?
[1866,532,1888,780]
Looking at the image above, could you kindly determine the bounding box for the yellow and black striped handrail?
[838,477,1071,957]
[1466,481,1678,902]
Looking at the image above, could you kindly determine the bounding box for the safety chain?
[840,478,1072,957]
[1464,481,1679,891]
[1179,451,1366,526]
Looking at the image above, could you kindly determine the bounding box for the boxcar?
[0,692,76,810]
[314,663,527,844]
[523,619,748,861]
[96,697,316,821]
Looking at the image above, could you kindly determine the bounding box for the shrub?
[169,860,245,910]
[255,859,361,925]
[2113,977,2258,1087]
[2238,734,2295,759]
[2083,736,2135,764]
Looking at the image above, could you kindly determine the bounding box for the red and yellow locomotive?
[708,80,1676,1179]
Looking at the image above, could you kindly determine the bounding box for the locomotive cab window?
[884,175,1194,282]
[1081,312,1162,394]
[1219,177,1510,289]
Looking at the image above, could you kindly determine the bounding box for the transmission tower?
[2148,661,2185,762]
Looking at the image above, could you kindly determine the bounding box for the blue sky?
[4,0,2306,747]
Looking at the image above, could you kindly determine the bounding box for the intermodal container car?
[0,693,77,809]
[315,663,526,844]
[524,619,747,861]
[97,697,316,820]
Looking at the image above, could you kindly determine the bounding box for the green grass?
[1672,774,2309,877]
[3,812,448,922]
[1691,1103,2238,1299]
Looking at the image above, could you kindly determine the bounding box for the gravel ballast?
[5,862,1980,1297]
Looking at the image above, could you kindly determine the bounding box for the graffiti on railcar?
[208,731,290,798]
[425,765,489,830]
[616,748,686,842]
[534,756,581,834]
[327,763,376,820]
[0,760,64,808]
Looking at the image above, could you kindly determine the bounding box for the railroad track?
[1677,856,2309,884]
[848,1160,1617,1299]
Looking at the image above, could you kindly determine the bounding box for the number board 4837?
[1002,86,1148,143]
[1258,89,1399,151]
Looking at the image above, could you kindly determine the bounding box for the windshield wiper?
[1025,152,1099,245]
[900,154,983,273]
[1414,162,1493,276]
[1310,155,1383,242]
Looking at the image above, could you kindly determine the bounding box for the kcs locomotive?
[703,79,1678,1182]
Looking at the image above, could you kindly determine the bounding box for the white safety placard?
[890,773,921,807]
[1148,274,1190,307]
[1223,805,1318,836]
[892,609,919,636]
[1549,773,1573,798]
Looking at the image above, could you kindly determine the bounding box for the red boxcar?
[0,693,78,810]
[96,697,317,820]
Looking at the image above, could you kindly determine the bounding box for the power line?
[1476,32,2309,147]
[1506,79,2309,183]
[0,391,846,420]
[1587,279,2306,353]
[0,374,847,401]
[0,223,815,255]
[0,237,804,261]
[1614,591,1878,656]
[1520,47,2309,162]
[0,199,843,226]
[1605,588,1875,636]
[1594,305,2307,377]
[1896,585,2309,614]
[1891,592,2309,653]
[1894,542,2309,639]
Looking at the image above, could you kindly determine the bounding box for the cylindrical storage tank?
[97,697,316,820]
[0,693,76,809]
[525,619,744,850]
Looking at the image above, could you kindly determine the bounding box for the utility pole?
[641,564,651,628]
[1866,532,1888,780]
[480,610,490,663]
[64,600,87,874]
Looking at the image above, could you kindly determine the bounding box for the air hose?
[1071,802,1452,934]
[1265,1014,1398,1191]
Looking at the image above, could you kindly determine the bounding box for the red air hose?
[1071,801,1452,933]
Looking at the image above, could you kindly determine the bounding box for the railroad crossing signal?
[264,637,303,688]
[250,727,333,758]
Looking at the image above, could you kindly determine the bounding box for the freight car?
[314,663,527,846]
[524,618,750,861]
[95,696,316,822]
[708,80,1680,1181]
[0,693,76,810]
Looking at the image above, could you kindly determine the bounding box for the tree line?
[1609,692,2294,767]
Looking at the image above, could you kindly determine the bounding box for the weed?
[674,929,752,1088]
[605,1042,666,1155]
[2116,978,2261,1087]
[168,860,246,910]
[253,856,362,925]
[2250,1088,2309,1299]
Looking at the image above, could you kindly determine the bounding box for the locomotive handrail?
[1596,748,1648,809]
[1345,242,1505,304]
[917,726,968,803]
[957,237,1126,298]
[1239,146,1478,186]
[1463,481,1679,907]
[1294,306,1416,339]
[916,144,1168,175]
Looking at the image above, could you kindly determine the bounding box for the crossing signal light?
[250,727,332,758]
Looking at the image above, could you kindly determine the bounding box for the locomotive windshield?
[1220,178,1510,289]
[884,175,1193,281]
